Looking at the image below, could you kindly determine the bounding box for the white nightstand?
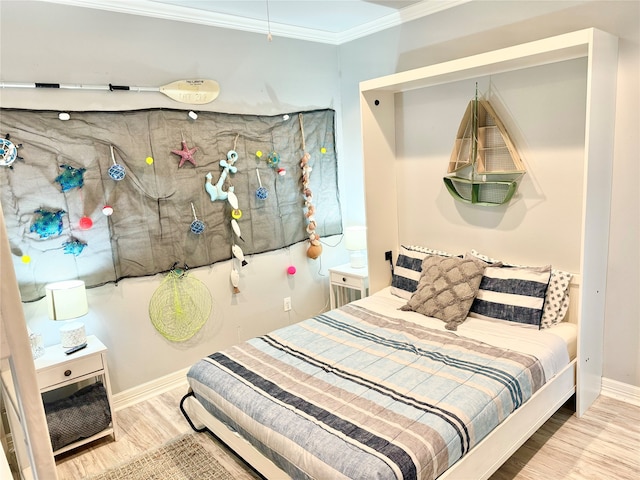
[34,335,117,455]
[329,263,369,309]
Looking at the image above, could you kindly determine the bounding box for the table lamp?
[45,280,88,348]
[345,226,367,268]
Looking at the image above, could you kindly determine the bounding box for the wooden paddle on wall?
[0,79,220,104]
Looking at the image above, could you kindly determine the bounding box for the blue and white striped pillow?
[390,245,456,299]
[468,250,571,328]
[469,265,552,328]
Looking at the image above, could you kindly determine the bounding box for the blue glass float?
[267,152,280,168]
[108,163,126,181]
[190,220,205,234]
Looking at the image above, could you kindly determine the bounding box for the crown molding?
[38,0,470,45]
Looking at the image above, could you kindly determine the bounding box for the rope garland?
[299,113,322,259]
[228,133,245,293]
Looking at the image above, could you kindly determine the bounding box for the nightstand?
[34,335,117,455]
[329,263,369,309]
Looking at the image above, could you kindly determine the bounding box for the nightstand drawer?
[37,353,103,389]
[330,271,365,289]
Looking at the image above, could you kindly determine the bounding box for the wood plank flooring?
[55,390,640,479]
[54,387,260,480]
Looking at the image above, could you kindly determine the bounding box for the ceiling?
[39,0,471,44]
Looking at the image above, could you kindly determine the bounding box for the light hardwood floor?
[55,389,640,479]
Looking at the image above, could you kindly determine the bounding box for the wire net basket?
[149,268,212,342]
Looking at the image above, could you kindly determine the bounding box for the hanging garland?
[223,134,246,294]
[299,113,322,259]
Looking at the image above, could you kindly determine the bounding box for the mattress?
[365,287,576,367]
[186,289,574,480]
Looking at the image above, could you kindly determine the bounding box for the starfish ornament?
[171,140,198,167]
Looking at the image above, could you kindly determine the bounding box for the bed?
[181,250,579,480]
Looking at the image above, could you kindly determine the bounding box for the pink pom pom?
[287,265,297,275]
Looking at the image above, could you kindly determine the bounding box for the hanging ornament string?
[226,134,240,211]
[299,113,322,259]
[108,144,127,181]
[265,0,273,42]
[255,168,268,199]
[190,202,205,234]
[225,134,245,294]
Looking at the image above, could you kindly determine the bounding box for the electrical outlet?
[283,297,292,312]
[385,251,392,261]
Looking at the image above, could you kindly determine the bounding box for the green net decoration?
[149,266,212,342]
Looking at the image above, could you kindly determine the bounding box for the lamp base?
[29,333,45,359]
[60,322,86,348]
[349,251,367,269]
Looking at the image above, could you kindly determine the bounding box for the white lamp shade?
[344,226,367,251]
[45,280,88,320]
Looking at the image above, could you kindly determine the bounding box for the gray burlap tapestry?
[0,108,341,301]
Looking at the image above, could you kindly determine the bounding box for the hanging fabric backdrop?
[0,108,341,301]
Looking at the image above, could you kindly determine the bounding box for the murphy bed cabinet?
[359,28,618,418]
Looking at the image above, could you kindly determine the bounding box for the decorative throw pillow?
[469,264,552,328]
[390,245,457,299]
[400,254,486,330]
[539,269,572,328]
[469,250,572,328]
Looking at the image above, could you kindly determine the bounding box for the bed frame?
[181,277,581,480]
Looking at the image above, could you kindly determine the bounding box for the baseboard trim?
[112,372,640,412]
[112,367,190,411]
[601,377,640,407]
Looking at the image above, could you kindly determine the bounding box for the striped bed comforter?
[187,303,546,480]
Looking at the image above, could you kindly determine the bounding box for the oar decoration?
[0,79,220,105]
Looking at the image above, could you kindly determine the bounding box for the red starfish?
[171,140,198,167]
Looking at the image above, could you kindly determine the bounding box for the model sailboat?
[443,86,525,206]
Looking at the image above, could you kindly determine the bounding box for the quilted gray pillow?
[400,255,486,330]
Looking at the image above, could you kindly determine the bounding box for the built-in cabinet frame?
[360,28,618,418]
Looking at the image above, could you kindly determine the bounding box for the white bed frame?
[360,28,617,420]
[181,278,580,480]
[183,27,617,480]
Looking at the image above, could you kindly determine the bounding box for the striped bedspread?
[187,303,546,480]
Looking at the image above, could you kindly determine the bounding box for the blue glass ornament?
[255,168,268,200]
[108,144,126,181]
[108,163,126,181]
[267,152,280,168]
[190,220,205,234]
[189,202,205,234]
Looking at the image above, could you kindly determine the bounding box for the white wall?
[393,60,587,272]
[0,1,349,393]
[338,0,639,387]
